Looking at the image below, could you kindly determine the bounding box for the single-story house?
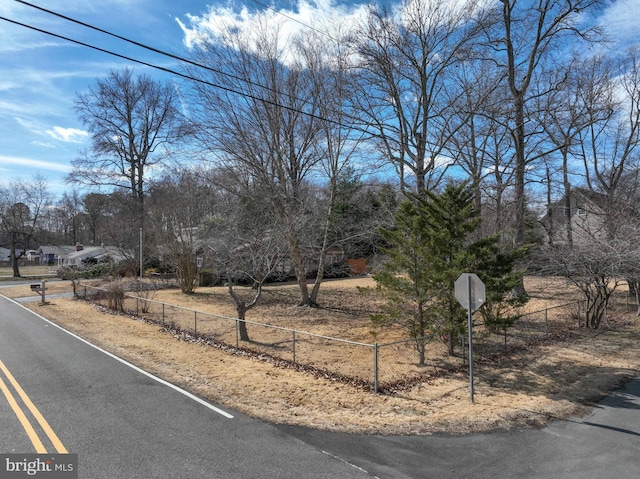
[63,244,130,268]
[36,245,78,266]
[0,248,26,262]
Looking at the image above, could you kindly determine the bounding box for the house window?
[577,205,586,216]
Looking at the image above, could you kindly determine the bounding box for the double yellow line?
[0,359,68,454]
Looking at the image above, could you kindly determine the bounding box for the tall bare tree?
[445,57,515,235]
[485,0,605,258]
[578,46,640,226]
[537,55,615,246]
[295,28,366,306]
[349,0,485,195]
[0,176,51,277]
[186,16,329,306]
[70,68,182,268]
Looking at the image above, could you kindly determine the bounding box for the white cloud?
[599,0,640,47]
[31,141,57,149]
[177,0,370,52]
[0,155,72,173]
[13,116,45,132]
[46,127,88,143]
[0,39,66,54]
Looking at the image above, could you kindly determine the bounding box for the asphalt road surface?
[0,295,369,478]
[2,293,639,478]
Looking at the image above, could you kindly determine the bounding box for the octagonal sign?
[455,273,486,312]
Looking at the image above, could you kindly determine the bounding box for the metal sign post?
[455,273,485,403]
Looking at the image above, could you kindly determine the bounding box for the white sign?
[455,273,486,312]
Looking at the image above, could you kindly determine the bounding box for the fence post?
[545,308,548,337]
[374,342,379,394]
[236,321,239,348]
[292,331,296,364]
[136,298,139,316]
[626,291,630,313]
[578,300,582,328]
[162,303,165,327]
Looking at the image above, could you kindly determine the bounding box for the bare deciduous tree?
[204,187,287,342]
[578,47,640,236]
[186,16,331,306]
[486,0,605,262]
[349,0,485,194]
[148,172,217,294]
[70,68,182,268]
[0,176,51,277]
[295,28,366,306]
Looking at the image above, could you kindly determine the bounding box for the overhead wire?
[14,0,280,102]
[0,14,358,131]
[9,0,367,134]
[245,0,338,41]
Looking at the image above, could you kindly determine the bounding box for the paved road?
[279,376,640,479]
[2,293,639,478]
[0,295,370,478]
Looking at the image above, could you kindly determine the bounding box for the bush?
[106,280,125,311]
[56,262,118,280]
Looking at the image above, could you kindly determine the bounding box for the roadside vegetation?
[2,0,640,434]
[3,275,639,435]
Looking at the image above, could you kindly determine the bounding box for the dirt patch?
[6,276,640,435]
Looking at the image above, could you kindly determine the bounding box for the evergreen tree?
[371,182,528,363]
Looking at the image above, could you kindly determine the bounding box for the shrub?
[106,280,125,311]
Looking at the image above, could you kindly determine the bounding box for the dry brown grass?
[4,276,640,435]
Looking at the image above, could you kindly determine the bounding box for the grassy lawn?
[0,264,58,278]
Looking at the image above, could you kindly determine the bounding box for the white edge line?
[1,295,234,419]
[321,450,375,477]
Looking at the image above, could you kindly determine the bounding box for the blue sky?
[1,0,639,198]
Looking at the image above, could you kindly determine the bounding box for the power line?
[14,0,294,104]
[11,0,366,133]
[0,15,357,131]
[245,0,338,41]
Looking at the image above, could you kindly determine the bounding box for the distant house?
[539,188,609,246]
[63,244,130,268]
[36,245,78,266]
[34,243,130,268]
[0,248,25,262]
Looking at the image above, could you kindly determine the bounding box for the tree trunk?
[511,95,528,297]
[288,231,310,306]
[562,151,574,248]
[447,331,455,356]
[228,280,262,342]
[309,176,340,307]
[237,305,250,342]
[10,237,21,278]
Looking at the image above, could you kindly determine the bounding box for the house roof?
[65,246,129,263]
[36,245,77,258]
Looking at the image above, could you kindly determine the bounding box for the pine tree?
[371,182,528,363]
